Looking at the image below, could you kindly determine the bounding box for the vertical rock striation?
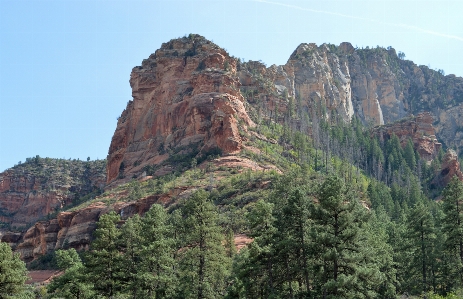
[106,35,254,185]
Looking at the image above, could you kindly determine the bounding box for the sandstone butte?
[2,34,463,261]
[106,35,255,186]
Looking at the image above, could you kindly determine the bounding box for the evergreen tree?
[84,211,124,298]
[310,176,382,298]
[405,202,437,294]
[273,187,312,297]
[0,242,33,299]
[367,180,394,214]
[227,199,277,299]
[139,204,177,298]
[404,138,417,171]
[224,229,237,259]
[442,176,463,287]
[178,190,230,299]
[364,208,397,298]
[119,214,144,298]
[48,249,94,299]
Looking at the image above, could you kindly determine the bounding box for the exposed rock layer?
[432,149,463,188]
[4,35,463,261]
[0,159,106,228]
[107,35,254,185]
[4,194,162,262]
[373,112,441,161]
[107,35,463,185]
[239,42,463,152]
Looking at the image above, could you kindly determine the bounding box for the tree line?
[0,169,457,298]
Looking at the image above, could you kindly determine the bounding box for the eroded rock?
[107,35,254,185]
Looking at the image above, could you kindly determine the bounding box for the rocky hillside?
[372,112,441,161]
[245,42,463,147]
[0,157,106,229]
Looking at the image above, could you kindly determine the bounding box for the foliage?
[0,242,33,299]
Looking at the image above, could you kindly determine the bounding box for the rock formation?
[3,194,162,262]
[239,42,463,153]
[107,34,254,185]
[4,35,463,262]
[107,36,463,184]
[0,158,106,229]
[373,112,441,161]
[432,149,463,189]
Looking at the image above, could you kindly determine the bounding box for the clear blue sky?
[1,0,462,172]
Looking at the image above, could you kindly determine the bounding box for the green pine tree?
[178,190,230,299]
[0,242,33,299]
[47,248,94,299]
[310,176,382,298]
[405,202,437,294]
[404,138,417,171]
[84,211,124,298]
[119,214,144,298]
[273,187,312,297]
[227,199,277,299]
[139,204,177,298]
[442,176,463,288]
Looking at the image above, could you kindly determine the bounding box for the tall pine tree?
[84,211,124,298]
[405,202,437,294]
[442,176,463,288]
[178,190,230,299]
[310,176,382,298]
[140,204,177,298]
[0,242,33,299]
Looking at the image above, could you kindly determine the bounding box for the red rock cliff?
[107,35,254,185]
[2,194,161,262]
[0,158,106,229]
[373,112,441,161]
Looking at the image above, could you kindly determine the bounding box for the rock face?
[432,149,463,188]
[0,158,106,229]
[285,43,355,123]
[373,112,442,161]
[5,195,161,262]
[107,35,254,185]
[239,43,463,153]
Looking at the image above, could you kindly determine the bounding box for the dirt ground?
[27,270,61,285]
[234,234,253,251]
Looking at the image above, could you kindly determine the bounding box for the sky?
[1,0,462,172]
